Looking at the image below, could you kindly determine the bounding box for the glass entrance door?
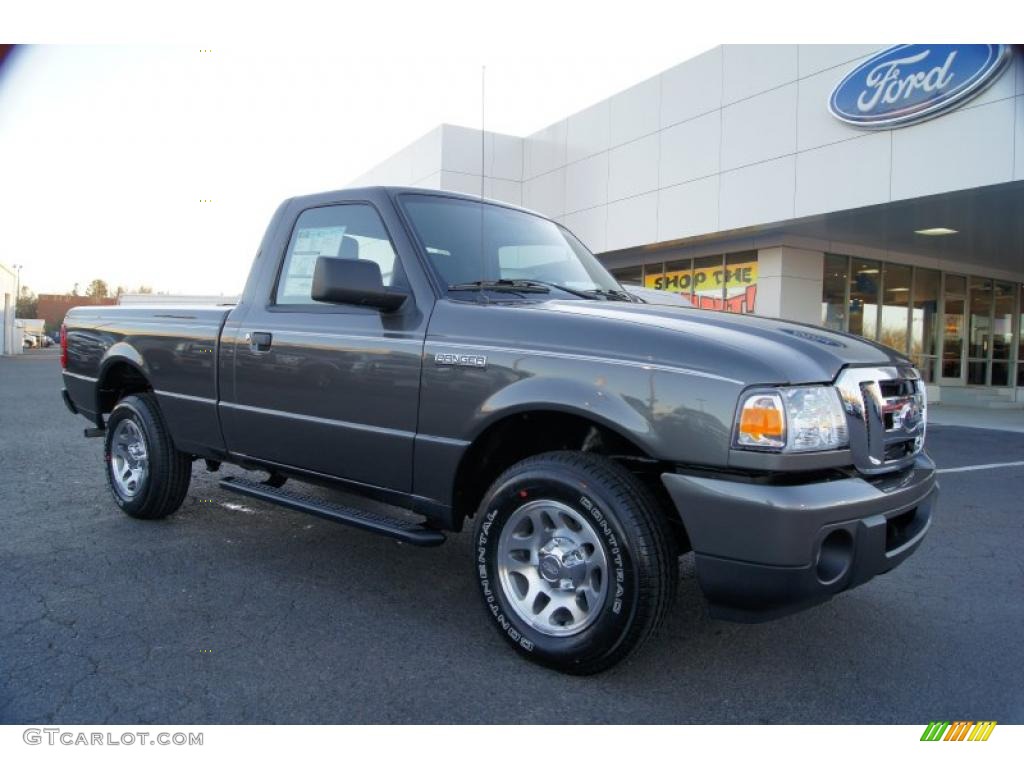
[991,282,1015,387]
[967,277,993,385]
[939,274,967,386]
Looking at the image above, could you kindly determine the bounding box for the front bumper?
[661,453,937,622]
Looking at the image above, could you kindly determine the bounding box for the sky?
[0,44,696,297]
[0,0,987,299]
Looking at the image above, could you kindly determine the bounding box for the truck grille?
[835,366,926,475]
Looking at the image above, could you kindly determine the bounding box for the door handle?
[246,331,273,352]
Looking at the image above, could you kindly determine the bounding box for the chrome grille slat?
[836,366,926,475]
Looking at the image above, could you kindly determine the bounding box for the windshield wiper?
[447,279,630,301]
[581,288,637,302]
[506,279,600,300]
[447,279,551,295]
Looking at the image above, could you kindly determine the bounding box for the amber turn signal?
[739,407,783,438]
[735,393,786,449]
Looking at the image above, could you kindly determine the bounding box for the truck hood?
[533,300,907,384]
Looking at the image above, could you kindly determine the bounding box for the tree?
[15,285,37,319]
[136,285,153,294]
[115,286,126,298]
[86,279,109,298]
[71,282,79,296]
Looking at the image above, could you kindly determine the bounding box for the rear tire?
[473,451,677,675]
[104,393,192,519]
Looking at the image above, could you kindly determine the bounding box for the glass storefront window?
[658,258,692,298]
[617,252,759,314]
[1019,285,1024,387]
[941,307,965,380]
[821,254,848,332]
[991,282,1014,387]
[968,277,992,359]
[642,261,665,292]
[880,263,911,353]
[910,267,940,383]
[967,277,993,385]
[849,258,880,340]
[610,265,643,285]
[942,275,966,381]
[817,259,1020,388]
[724,252,758,314]
[692,255,723,310]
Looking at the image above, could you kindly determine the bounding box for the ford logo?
[829,44,1012,129]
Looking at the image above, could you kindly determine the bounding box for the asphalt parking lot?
[2,349,1022,724]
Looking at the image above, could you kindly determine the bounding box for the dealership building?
[0,263,17,355]
[353,44,1024,404]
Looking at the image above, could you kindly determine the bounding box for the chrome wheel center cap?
[537,537,587,590]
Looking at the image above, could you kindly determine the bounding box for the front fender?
[474,375,662,455]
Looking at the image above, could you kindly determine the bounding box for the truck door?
[220,201,426,492]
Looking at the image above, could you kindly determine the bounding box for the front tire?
[473,451,677,675]
[104,393,192,519]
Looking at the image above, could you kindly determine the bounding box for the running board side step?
[219,476,446,547]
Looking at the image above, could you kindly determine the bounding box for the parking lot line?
[936,460,1024,474]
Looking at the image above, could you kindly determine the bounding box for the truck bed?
[63,303,234,454]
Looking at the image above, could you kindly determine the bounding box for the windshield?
[399,194,623,297]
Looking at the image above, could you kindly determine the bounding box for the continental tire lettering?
[477,505,535,653]
[580,495,626,614]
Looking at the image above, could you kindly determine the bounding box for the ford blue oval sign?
[829,44,1011,129]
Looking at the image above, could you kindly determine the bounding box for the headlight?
[735,386,849,453]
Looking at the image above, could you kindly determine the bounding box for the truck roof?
[289,185,544,220]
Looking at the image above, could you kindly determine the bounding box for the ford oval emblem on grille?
[829,44,1011,129]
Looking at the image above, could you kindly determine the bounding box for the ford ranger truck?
[60,187,937,674]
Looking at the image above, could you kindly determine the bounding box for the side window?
[275,204,400,305]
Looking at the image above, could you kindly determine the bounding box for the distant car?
[22,336,36,349]
[40,335,55,348]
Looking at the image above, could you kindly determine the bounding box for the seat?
[339,235,360,260]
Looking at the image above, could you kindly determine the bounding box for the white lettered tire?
[473,451,677,674]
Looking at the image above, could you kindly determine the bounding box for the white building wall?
[511,44,1021,254]
[352,47,1023,256]
[0,264,18,356]
[350,124,524,206]
[755,246,825,326]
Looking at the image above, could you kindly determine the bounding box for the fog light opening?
[816,529,853,584]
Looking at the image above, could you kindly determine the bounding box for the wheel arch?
[448,403,686,550]
[96,347,153,418]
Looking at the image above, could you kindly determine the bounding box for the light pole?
[12,264,22,316]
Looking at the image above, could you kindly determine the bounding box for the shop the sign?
[829,44,1011,129]
[644,260,757,314]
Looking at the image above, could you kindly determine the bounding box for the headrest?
[339,235,359,260]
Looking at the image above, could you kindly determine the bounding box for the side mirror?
[311,257,408,312]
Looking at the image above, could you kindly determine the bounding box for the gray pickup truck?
[61,187,937,674]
